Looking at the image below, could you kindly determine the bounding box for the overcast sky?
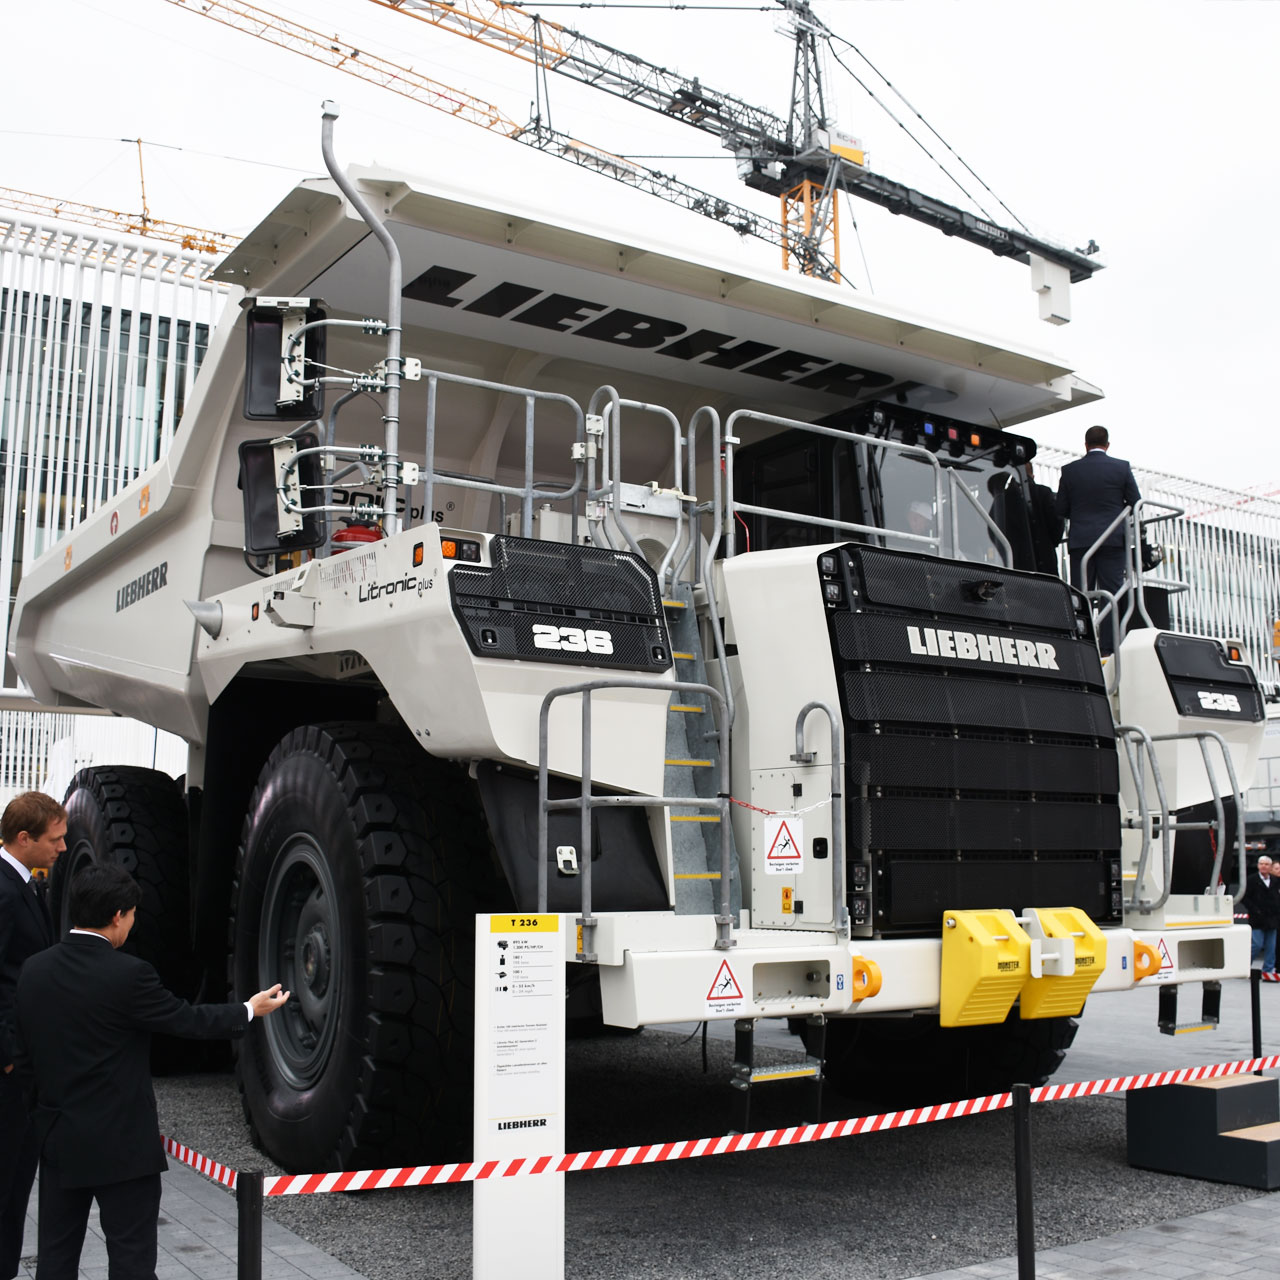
[2,0,1275,494]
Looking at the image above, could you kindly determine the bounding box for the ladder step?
[665,758,713,767]
[662,599,687,610]
[750,1065,820,1084]
[674,872,722,880]
[671,814,720,823]
[668,704,704,713]
[671,651,696,660]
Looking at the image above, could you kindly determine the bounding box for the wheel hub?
[301,923,331,996]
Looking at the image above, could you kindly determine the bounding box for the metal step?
[662,581,740,916]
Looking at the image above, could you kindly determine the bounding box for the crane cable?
[824,31,1029,234]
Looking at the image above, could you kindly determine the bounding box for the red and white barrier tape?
[162,1051,1280,1197]
[163,1137,238,1190]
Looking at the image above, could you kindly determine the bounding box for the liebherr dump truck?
[9,108,1265,1171]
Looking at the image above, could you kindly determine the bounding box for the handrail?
[1149,729,1248,893]
[790,701,848,938]
[721,409,946,558]
[588,387,689,583]
[1114,724,1171,911]
[718,408,1012,565]
[422,368,587,538]
[536,679,735,957]
[1130,497,1186,630]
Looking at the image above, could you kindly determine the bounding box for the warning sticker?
[1152,936,1176,983]
[706,959,746,1015]
[763,815,803,876]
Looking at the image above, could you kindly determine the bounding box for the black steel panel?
[834,612,1103,688]
[1155,633,1259,687]
[845,732,1120,796]
[841,669,1116,740]
[884,855,1113,930]
[849,796,1120,853]
[450,536,670,671]
[851,546,1078,630]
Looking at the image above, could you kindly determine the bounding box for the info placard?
[473,914,566,1280]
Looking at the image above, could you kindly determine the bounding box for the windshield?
[874,450,1034,568]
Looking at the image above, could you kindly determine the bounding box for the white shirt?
[1,847,32,883]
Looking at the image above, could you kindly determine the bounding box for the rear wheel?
[57,766,200,1070]
[817,1009,1078,1106]
[230,722,505,1172]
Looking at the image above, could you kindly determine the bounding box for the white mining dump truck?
[10,107,1265,1172]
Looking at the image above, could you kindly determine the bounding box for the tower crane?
[0,184,236,255]
[165,0,834,275]
[375,0,1102,318]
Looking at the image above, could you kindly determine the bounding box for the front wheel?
[231,723,505,1172]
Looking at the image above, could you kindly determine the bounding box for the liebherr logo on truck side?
[907,625,1059,670]
[405,266,896,399]
[115,561,167,612]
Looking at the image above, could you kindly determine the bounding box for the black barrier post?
[1252,967,1263,1075]
[1012,1083,1035,1280]
[236,1170,263,1280]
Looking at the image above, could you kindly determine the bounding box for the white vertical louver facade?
[0,207,232,804]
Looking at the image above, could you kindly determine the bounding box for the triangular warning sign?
[766,819,802,863]
[1156,938,1174,972]
[707,960,744,1002]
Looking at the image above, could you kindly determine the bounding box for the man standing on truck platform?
[15,864,290,1280]
[1054,425,1141,656]
[0,792,66,1280]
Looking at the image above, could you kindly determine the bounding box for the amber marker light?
[441,539,458,559]
[969,433,981,447]
[412,542,424,567]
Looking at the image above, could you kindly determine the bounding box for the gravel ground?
[154,1022,1268,1280]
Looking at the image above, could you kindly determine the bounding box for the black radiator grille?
[450,536,671,671]
[826,545,1122,937]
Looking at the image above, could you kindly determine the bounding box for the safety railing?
[1080,498,1188,660]
[1149,728,1248,893]
[1115,724,1172,911]
[1118,723,1248,909]
[720,407,1013,566]
[536,679,735,954]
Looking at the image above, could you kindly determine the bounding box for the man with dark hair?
[15,864,289,1280]
[1053,425,1141,656]
[0,791,66,1280]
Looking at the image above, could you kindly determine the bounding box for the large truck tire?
[56,766,202,1071]
[230,722,504,1172]
[816,1009,1078,1106]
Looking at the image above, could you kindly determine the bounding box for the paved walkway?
[907,1190,1280,1279]
[17,1162,368,1280]
[15,1158,1280,1279]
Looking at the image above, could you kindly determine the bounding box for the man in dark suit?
[0,792,66,1280]
[15,864,289,1280]
[1242,855,1280,982]
[1054,425,1141,655]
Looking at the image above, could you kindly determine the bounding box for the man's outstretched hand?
[249,984,291,1018]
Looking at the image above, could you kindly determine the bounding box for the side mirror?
[244,298,326,420]
[238,433,326,556]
